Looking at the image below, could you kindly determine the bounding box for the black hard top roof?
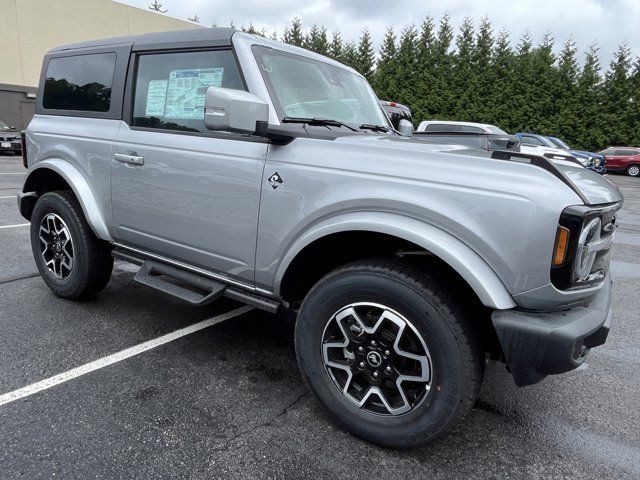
[49,27,236,53]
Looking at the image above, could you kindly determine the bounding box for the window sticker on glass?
[145,79,168,117]
[164,68,224,119]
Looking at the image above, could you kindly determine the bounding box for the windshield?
[0,120,10,130]
[486,125,508,134]
[253,46,390,129]
[548,136,570,149]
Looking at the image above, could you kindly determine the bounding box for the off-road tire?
[295,258,484,448]
[30,191,113,299]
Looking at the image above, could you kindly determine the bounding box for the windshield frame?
[0,120,10,130]
[252,46,392,131]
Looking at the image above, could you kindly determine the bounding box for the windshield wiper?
[359,123,390,133]
[282,117,358,132]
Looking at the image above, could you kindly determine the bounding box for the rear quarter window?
[43,53,116,112]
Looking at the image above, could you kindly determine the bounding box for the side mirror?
[398,119,414,137]
[10,126,15,130]
[204,87,269,135]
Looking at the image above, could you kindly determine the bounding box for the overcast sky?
[116,0,638,67]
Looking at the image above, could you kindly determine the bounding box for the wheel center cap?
[366,351,382,367]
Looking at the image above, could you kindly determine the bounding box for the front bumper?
[0,140,21,151]
[492,275,613,386]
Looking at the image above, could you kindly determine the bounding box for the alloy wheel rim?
[629,165,639,176]
[321,302,432,416]
[39,213,74,280]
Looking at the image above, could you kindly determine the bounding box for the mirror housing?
[204,87,269,135]
[398,119,414,137]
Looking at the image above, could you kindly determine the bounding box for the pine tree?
[188,14,199,23]
[555,38,580,143]
[575,44,604,149]
[328,31,344,61]
[305,25,329,55]
[630,58,640,145]
[283,17,305,47]
[490,29,516,130]
[431,14,454,117]
[452,18,475,119]
[341,41,359,70]
[471,17,494,123]
[602,43,632,146]
[355,29,376,82]
[413,17,436,122]
[373,28,398,99]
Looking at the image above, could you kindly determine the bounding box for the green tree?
[354,29,376,82]
[413,16,436,123]
[554,38,580,143]
[328,31,344,61]
[283,17,304,46]
[574,44,605,149]
[430,14,454,116]
[451,18,475,119]
[601,43,633,146]
[373,28,398,99]
[305,25,329,55]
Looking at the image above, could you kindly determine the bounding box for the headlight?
[551,205,619,290]
[574,217,601,280]
[578,158,590,167]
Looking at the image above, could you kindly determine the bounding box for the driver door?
[110,48,267,285]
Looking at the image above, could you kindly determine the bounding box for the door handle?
[114,153,144,165]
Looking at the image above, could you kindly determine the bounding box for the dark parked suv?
[0,120,22,155]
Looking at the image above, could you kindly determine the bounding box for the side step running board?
[112,250,280,313]
[135,261,226,306]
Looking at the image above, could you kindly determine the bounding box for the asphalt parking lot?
[0,154,638,479]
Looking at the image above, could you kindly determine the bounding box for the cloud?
[117,0,639,65]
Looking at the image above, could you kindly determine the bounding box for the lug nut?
[370,340,376,346]
[385,366,392,373]
[372,371,379,378]
[385,350,390,356]
[358,346,364,352]
[359,361,365,368]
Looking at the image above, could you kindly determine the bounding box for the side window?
[460,125,484,134]
[620,149,640,156]
[521,135,544,146]
[132,49,245,133]
[43,53,116,112]
[424,124,458,132]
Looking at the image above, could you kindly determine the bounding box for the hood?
[0,129,19,139]
[571,149,605,160]
[334,133,622,207]
[546,159,622,205]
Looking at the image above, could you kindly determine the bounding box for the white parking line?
[0,305,254,407]
[0,223,29,229]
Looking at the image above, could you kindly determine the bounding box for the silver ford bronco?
[18,28,623,447]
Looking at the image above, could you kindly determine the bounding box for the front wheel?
[30,191,113,299]
[626,164,640,177]
[294,259,484,447]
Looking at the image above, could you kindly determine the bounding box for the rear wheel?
[626,164,640,177]
[30,191,113,299]
[295,258,484,447]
